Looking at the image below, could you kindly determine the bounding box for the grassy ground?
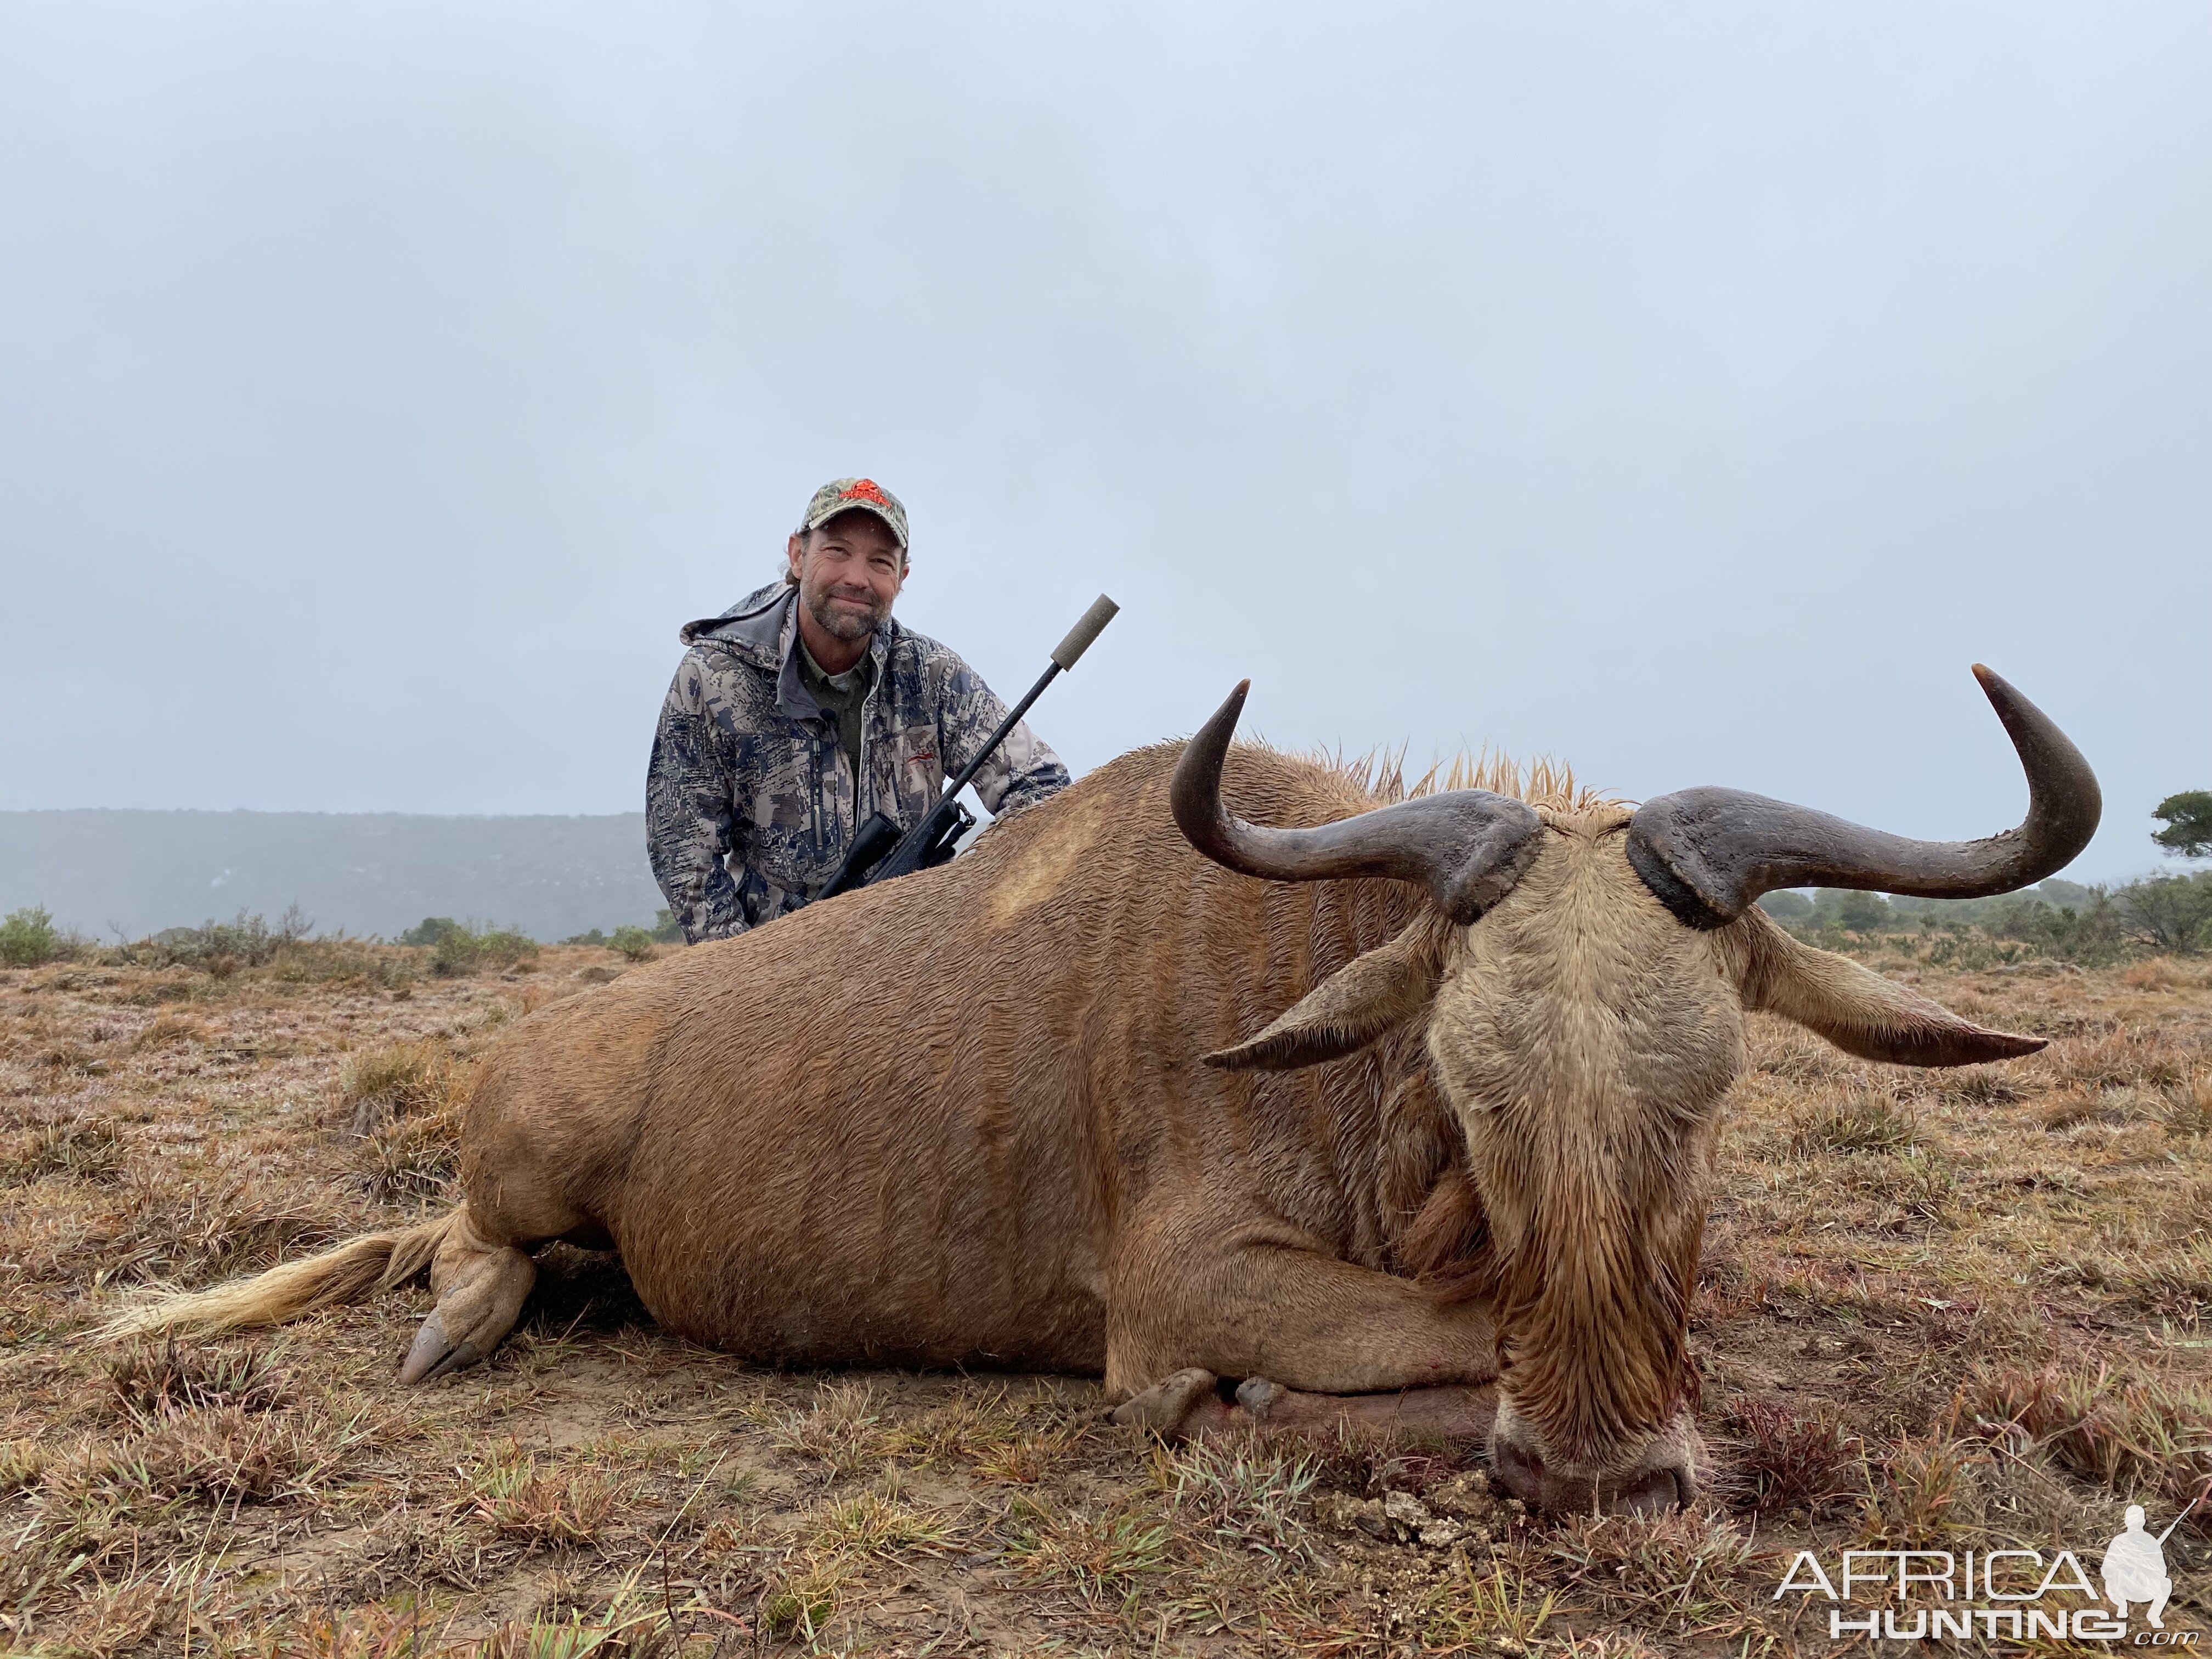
[1,938,2207,1655]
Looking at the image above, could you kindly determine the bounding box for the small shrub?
[398,916,465,947]
[609,926,656,962]
[2,1114,123,1186]
[761,1555,856,1641]
[1544,1509,1752,1614]
[138,906,311,970]
[430,924,538,976]
[808,1482,955,1557]
[132,1404,313,1504]
[1721,1400,1861,1515]
[340,1040,469,1200]
[107,1341,290,1426]
[1857,1432,1980,1544]
[2159,1070,2212,1137]
[134,1012,208,1050]
[0,905,60,967]
[464,1448,625,1545]
[1833,890,1891,933]
[760,1382,898,1479]
[1156,1434,1321,1561]
[481,1588,674,1658]
[1990,891,2136,964]
[1966,1363,2212,1520]
[483,929,537,967]
[430,928,479,975]
[1006,1506,1171,1605]
[340,1039,467,1127]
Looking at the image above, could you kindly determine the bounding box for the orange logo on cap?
[842,479,891,506]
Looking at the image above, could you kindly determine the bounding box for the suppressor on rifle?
[1052,595,1120,672]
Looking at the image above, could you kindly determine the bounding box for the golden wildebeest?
[108,666,2097,1513]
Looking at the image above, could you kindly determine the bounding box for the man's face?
[787,511,906,643]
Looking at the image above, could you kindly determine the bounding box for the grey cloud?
[1,2,2204,884]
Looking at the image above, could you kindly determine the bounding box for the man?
[2101,1505,2173,1629]
[648,477,1071,944]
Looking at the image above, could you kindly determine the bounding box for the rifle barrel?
[937,593,1116,806]
[939,662,1059,804]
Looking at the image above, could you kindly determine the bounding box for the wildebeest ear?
[1718,907,2045,1068]
[1205,923,1445,1072]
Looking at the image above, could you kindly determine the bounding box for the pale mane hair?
[1325,747,1615,815]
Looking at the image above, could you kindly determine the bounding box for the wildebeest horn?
[1626,665,2101,929]
[1173,681,1545,923]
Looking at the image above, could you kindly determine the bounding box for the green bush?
[399,917,466,947]
[478,929,538,968]
[1796,889,1892,934]
[0,906,60,968]
[1990,891,2129,963]
[430,924,539,977]
[568,913,684,951]
[2118,871,2212,955]
[137,906,311,969]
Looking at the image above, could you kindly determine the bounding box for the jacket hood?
[679,580,793,661]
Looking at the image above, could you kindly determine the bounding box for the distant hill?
[0,810,664,943]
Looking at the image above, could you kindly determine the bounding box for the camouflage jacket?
[647,581,1071,943]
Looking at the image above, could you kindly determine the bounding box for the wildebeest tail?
[95,1207,462,1340]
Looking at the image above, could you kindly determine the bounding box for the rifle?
[817,593,1120,899]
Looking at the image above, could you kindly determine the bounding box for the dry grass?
[0,945,2206,1652]
[1716,1399,1861,1517]
[462,1444,630,1546]
[340,1037,474,1203]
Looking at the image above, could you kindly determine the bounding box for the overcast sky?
[2,2,2205,884]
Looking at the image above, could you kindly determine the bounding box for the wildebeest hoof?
[1108,1367,1218,1435]
[399,1310,482,1384]
[1234,1376,1285,1420]
[402,1239,535,1385]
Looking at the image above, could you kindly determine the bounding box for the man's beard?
[804,582,887,643]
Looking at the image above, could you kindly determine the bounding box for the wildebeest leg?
[1106,1219,1498,1404]
[399,1207,538,1384]
[1223,1378,1497,1441]
[1114,1374,1496,1442]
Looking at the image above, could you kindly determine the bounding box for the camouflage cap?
[799,477,909,550]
